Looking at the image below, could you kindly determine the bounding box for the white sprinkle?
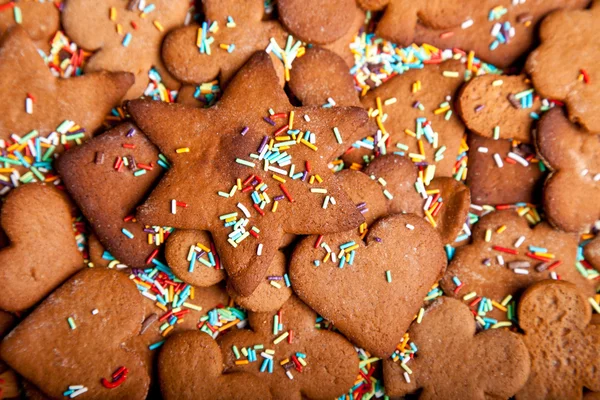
[514,236,526,248]
[286,370,294,380]
[581,169,589,176]
[261,352,273,359]
[171,199,177,214]
[270,281,282,289]
[70,387,88,398]
[477,147,489,153]
[91,309,99,315]
[257,243,263,256]
[493,153,504,168]
[327,97,336,106]
[406,224,415,230]
[25,97,33,114]
[497,255,504,266]
[508,152,529,167]
[470,204,483,211]
[514,268,529,275]
[237,203,251,218]
[550,271,558,280]
[142,291,157,301]
[303,114,310,122]
[68,386,84,390]
[594,173,600,182]
[461,19,474,29]
[491,22,502,37]
[403,371,411,383]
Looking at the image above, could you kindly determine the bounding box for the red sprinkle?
[314,235,324,249]
[101,367,128,389]
[580,69,590,84]
[273,124,289,137]
[0,2,15,12]
[271,113,287,119]
[526,252,553,262]
[547,260,562,271]
[175,201,188,208]
[145,248,159,264]
[279,183,294,202]
[253,203,265,216]
[492,245,518,255]
[122,143,136,149]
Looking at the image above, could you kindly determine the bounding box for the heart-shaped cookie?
[1,269,150,399]
[0,183,83,312]
[158,331,272,400]
[290,213,447,357]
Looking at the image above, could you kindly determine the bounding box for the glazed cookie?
[413,0,590,68]
[440,210,597,322]
[128,52,374,296]
[526,1,600,134]
[516,280,600,399]
[159,331,272,400]
[219,295,359,400]
[62,0,189,99]
[346,60,467,177]
[162,0,287,86]
[0,0,59,48]
[0,27,133,147]
[1,269,150,399]
[0,183,83,312]
[466,134,545,205]
[383,296,531,399]
[536,108,600,232]
[290,213,447,357]
[57,123,165,268]
[457,74,542,143]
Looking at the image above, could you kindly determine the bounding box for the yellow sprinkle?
[273,331,289,344]
[270,281,282,289]
[235,360,250,365]
[496,225,507,234]
[109,7,116,21]
[271,201,278,213]
[492,79,504,87]
[443,71,460,78]
[196,28,202,47]
[183,302,202,312]
[116,23,122,34]
[376,97,383,115]
[289,110,295,130]
[218,319,240,331]
[153,20,164,32]
[424,209,437,228]
[418,140,425,156]
[176,147,190,153]
[162,325,174,337]
[344,244,359,253]
[409,153,426,160]
[300,139,317,151]
[491,321,512,329]
[590,297,600,314]
[280,358,290,366]
[272,174,286,183]
[384,97,397,106]
[485,229,492,242]
[416,307,425,323]
[463,291,477,301]
[491,301,507,312]
[315,175,323,183]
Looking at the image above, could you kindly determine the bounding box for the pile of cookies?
[0,0,599,399]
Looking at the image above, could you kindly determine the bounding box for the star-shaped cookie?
[128,52,373,296]
[0,27,133,146]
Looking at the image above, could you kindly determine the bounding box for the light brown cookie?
[290,213,447,357]
[1,269,150,399]
[536,108,600,232]
[62,0,189,99]
[526,1,600,134]
[127,52,373,296]
[0,183,83,312]
[219,295,359,400]
[516,280,600,399]
[383,296,531,399]
[584,236,600,268]
[321,7,365,67]
[0,0,59,49]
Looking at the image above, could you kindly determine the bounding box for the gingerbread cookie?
[127,52,373,296]
[0,27,133,148]
[412,0,590,69]
[0,311,18,399]
[0,183,83,312]
[526,1,600,134]
[516,280,600,399]
[321,7,365,67]
[584,236,600,268]
[440,210,597,322]
[162,0,287,87]
[457,74,542,143]
[383,296,531,399]
[1,269,150,399]
[62,0,189,99]
[218,295,358,400]
[345,60,466,178]
[536,107,600,232]
[159,331,272,400]
[57,123,165,268]
[290,213,447,357]
[466,134,545,205]
[0,0,59,49]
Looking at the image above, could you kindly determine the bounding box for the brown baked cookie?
[467,134,545,205]
[346,60,466,178]
[536,108,600,232]
[321,7,365,67]
[127,52,373,296]
[412,0,590,69]
[584,236,600,268]
[526,1,600,134]
[162,0,287,87]
[0,310,18,399]
[440,210,598,323]
[0,27,133,147]
[277,0,359,44]
[337,154,470,244]
[0,183,83,312]
[218,295,359,400]
[457,74,542,143]
[0,0,59,49]
[62,0,188,99]
[1,269,150,399]
[516,280,600,399]
[290,213,447,357]
[383,296,531,399]
[57,123,165,268]
[158,331,272,400]
[88,233,110,268]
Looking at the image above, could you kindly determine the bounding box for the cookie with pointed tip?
[61,0,188,99]
[127,52,372,297]
[218,295,358,400]
[162,0,287,87]
[466,134,545,205]
[159,331,272,400]
[0,0,59,48]
[584,236,600,268]
[412,0,590,69]
[440,210,597,321]
[536,108,600,232]
[337,154,470,244]
[383,296,531,399]
[1,269,150,399]
[321,7,365,67]
[57,123,164,268]
[290,213,446,357]
[344,60,466,177]
[526,1,600,134]
[516,280,600,399]
[0,183,83,312]
[457,74,542,143]
[0,27,133,146]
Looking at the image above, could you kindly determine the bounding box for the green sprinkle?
[133,169,147,177]
[67,317,76,330]
[13,6,22,24]
[235,158,255,168]
[385,270,392,282]
[333,127,342,144]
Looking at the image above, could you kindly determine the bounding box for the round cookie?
[0,0,59,49]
